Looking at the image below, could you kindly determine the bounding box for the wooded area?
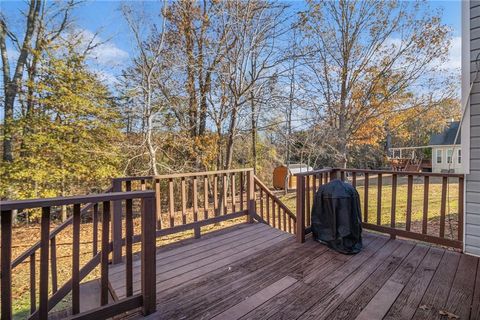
[1,0,460,208]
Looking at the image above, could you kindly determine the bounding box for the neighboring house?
[463,0,480,256]
[429,121,462,174]
[272,163,313,190]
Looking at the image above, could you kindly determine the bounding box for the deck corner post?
[296,175,305,243]
[141,197,157,315]
[1,210,12,320]
[247,170,255,223]
[112,179,123,264]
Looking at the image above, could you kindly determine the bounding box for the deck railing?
[253,176,296,234]
[0,168,259,319]
[295,168,464,249]
[1,191,157,320]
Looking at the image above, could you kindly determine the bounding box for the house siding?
[430,145,463,173]
[466,0,480,256]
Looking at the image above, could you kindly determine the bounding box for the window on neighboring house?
[458,149,462,164]
[447,149,453,164]
[436,149,443,164]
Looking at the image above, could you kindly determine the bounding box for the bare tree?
[298,0,452,167]
[1,0,42,162]
[121,1,168,176]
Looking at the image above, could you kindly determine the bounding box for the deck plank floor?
[109,223,480,320]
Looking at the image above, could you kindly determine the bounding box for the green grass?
[279,175,460,240]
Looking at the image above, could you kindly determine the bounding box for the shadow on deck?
[105,223,480,320]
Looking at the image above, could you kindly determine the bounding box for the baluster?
[266,194,270,225]
[377,174,382,225]
[193,176,198,221]
[168,178,175,227]
[272,200,276,228]
[214,175,219,216]
[204,175,209,219]
[260,189,264,219]
[440,176,447,238]
[422,176,429,234]
[306,176,311,227]
[390,174,397,239]
[364,173,369,223]
[50,236,58,294]
[406,175,413,231]
[39,207,50,320]
[93,203,98,256]
[240,172,244,211]
[126,197,133,297]
[341,170,345,181]
[222,174,228,215]
[288,214,292,234]
[154,179,162,229]
[231,173,236,213]
[313,174,317,194]
[278,201,282,229]
[141,179,146,191]
[181,177,187,224]
[458,177,464,242]
[283,208,287,232]
[352,171,357,187]
[72,204,81,314]
[30,252,36,314]
[1,210,13,319]
[101,201,110,306]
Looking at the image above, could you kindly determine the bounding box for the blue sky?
[0,0,463,85]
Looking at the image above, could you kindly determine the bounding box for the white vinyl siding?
[465,0,480,256]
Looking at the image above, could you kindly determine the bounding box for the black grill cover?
[311,179,362,254]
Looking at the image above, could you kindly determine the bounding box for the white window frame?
[447,148,453,164]
[457,149,462,164]
[436,149,443,164]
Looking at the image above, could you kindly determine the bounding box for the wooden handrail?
[253,175,296,234]
[1,190,154,211]
[112,168,254,182]
[293,167,464,178]
[253,176,296,221]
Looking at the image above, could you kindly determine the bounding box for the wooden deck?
[108,223,480,320]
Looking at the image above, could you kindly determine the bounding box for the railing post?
[141,197,157,315]
[296,175,305,243]
[111,179,123,264]
[39,207,50,320]
[1,210,12,320]
[247,170,255,223]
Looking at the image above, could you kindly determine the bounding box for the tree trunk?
[250,90,257,173]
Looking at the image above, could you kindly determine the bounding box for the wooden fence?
[294,168,464,249]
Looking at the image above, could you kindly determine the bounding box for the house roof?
[285,163,313,174]
[428,121,461,146]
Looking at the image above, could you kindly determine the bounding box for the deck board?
[108,223,480,320]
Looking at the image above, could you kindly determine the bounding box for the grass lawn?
[279,174,461,241]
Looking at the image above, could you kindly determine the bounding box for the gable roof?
[428,121,461,146]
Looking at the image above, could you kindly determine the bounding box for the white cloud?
[444,36,461,71]
[76,29,129,67]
